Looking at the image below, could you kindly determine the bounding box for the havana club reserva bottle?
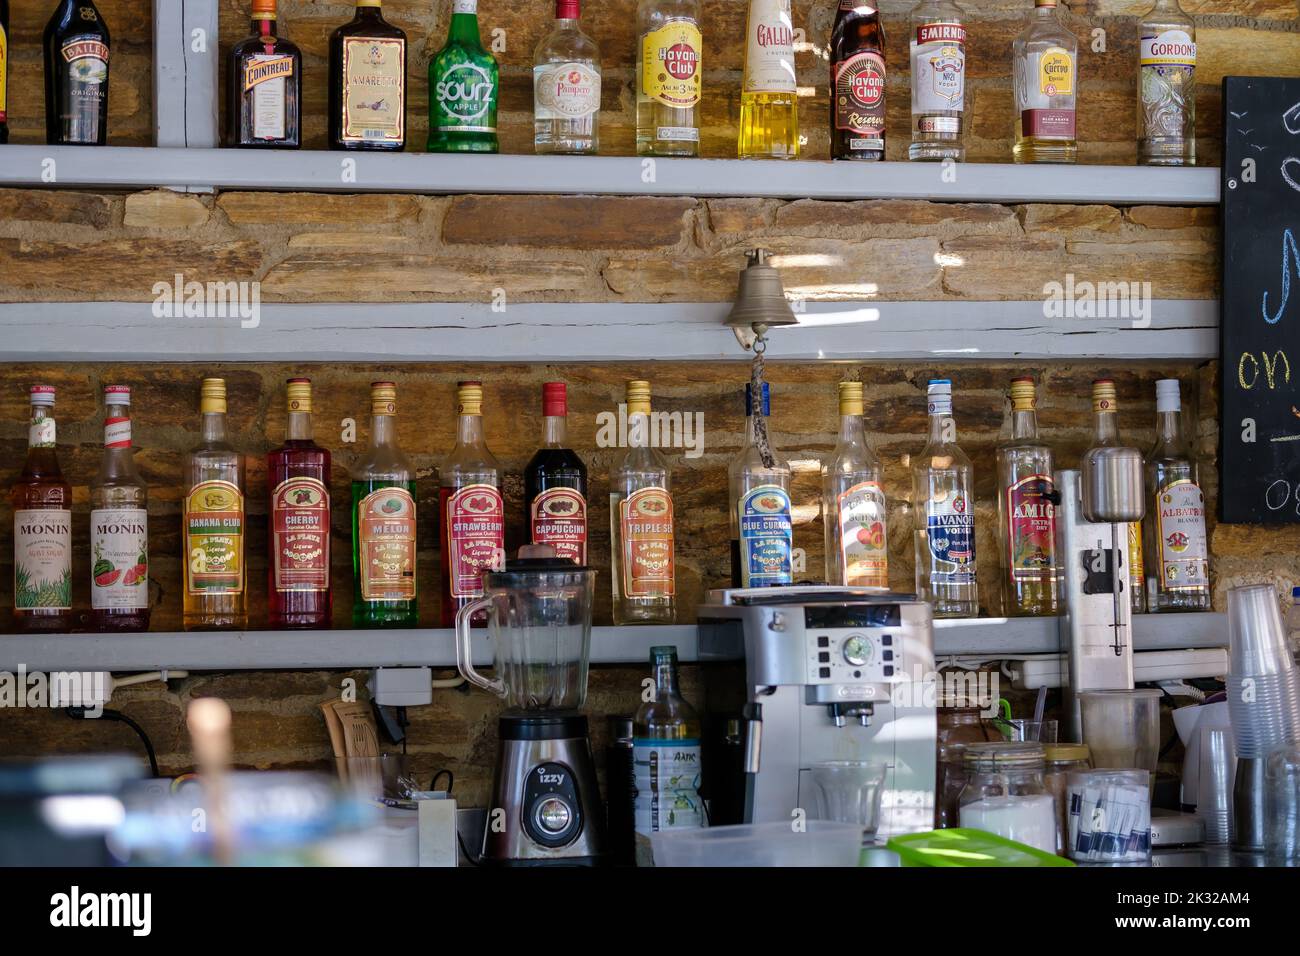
[329,0,406,151]
[912,379,977,617]
[830,1,886,161]
[44,0,110,146]
[729,383,793,587]
[1089,379,1146,613]
[525,382,588,565]
[351,382,418,628]
[226,0,302,149]
[533,0,601,155]
[90,385,149,632]
[439,382,505,628]
[737,0,798,160]
[267,379,331,629]
[909,0,967,162]
[1012,0,1077,164]
[12,386,72,632]
[183,378,247,631]
[428,0,499,153]
[635,0,702,157]
[995,377,1058,616]
[822,381,888,589]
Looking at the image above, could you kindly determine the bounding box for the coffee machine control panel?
[802,604,901,702]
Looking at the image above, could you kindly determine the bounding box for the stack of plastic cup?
[1196,727,1235,844]
[1226,584,1300,761]
[1264,747,1300,861]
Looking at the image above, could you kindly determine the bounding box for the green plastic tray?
[886,828,1076,867]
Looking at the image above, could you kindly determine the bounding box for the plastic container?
[1197,727,1235,845]
[958,742,1056,854]
[1078,689,1161,771]
[887,827,1074,867]
[1264,746,1300,861]
[649,821,864,868]
[1065,769,1152,863]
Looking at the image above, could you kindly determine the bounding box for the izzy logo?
[536,769,566,785]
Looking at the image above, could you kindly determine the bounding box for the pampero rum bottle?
[183,378,247,631]
[1137,0,1196,166]
[439,382,505,628]
[635,0,702,157]
[44,0,110,146]
[611,380,675,624]
[329,0,406,151]
[729,383,793,588]
[227,0,302,149]
[525,382,588,564]
[909,0,967,162]
[534,0,601,155]
[352,382,418,628]
[1012,0,1076,164]
[912,379,977,617]
[995,378,1058,616]
[12,386,72,632]
[738,0,798,160]
[428,0,499,153]
[1089,379,1145,613]
[830,1,886,161]
[823,381,888,589]
[267,379,331,629]
[1144,379,1211,611]
[91,385,149,632]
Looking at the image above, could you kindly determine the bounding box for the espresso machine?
[696,587,937,839]
[455,555,606,865]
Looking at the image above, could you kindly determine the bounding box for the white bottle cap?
[1155,378,1181,413]
[927,379,953,416]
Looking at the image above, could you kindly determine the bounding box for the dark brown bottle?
[44,0,110,146]
[524,383,588,566]
[1,0,10,144]
[328,0,407,151]
[830,0,886,161]
[227,0,301,148]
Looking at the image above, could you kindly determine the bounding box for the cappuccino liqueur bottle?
[90,385,149,632]
[525,382,588,564]
[428,0,499,152]
[329,0,406,151]
[12,386,73,632]
[44,0,110,145]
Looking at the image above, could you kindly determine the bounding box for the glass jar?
[936,703,1001,828]
[958,742,1056,853]
[1043,743,1092,856]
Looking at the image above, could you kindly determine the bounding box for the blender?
[455,551,606,865]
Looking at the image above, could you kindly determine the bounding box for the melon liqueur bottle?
[428,0,498,153]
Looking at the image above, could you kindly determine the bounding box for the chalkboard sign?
[1219,76,1300,524]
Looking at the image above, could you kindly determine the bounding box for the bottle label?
[1128,519,1145,584]
[245,54,292,140]
[838,481,888,588]
[29,417,56,449]
[911,22,965,116]
[1006,474,1056,582]
[1141,29,1196,68]
[926,492,976,585]
[620,487,675,598]
[633,739,705,834]
[60,34,109,140]
[1037,47,1074,96]
[534,61,600,120]
[14,509,72,611]
[90,508,148,610]
[531,487,588,564]
[641,20,702,109]
[104,416,131,448]
[340,36,405,144]
[1155,479,1209,591]
[1022,108,1076,139]
[184,480,245,595]
[743,0,796,95]
[271,477,330,592]
[358,487,416,601]
[738,485,793,587]
[833,50,886,145]
[655,126,699,142]
[445,483,505,599]
[435,60,497,134]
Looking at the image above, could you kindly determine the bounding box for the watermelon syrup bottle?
[91,385,150,632]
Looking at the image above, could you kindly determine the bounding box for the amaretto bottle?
[822,381,888,589]
[1089,379,1145,613]
[737,0,798,160]
[1144,379,1211,611]
[1137,0,1196,166]
[12,385,72,632]
[995,377,1058,616]
[909,0,967,162]
[728,383,793,588]
[91,385,149,632]
[912,379,977,617]
[534,0,601,155]
[1012,0,1077,164]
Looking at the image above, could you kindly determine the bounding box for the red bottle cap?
[542,381,567,417]
[556,0,581,19]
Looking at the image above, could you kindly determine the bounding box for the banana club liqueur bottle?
[830,2,886,161]
[1089,379,1145,613]
[909,0,967,161]
[912,379,977,617]
[44,0,110,146]
[183,379,247,631]
[267,379,331,628]
[525,382,588,564]
[91,385,149,632]
[1145,379,1210,611]
[729,383,793,587]
[329,0,406,151]
[738,0,798,160]
[823,381,888,589]
[428,0,499,153]
[635,0,702,157]
[533,0,601,155]
[12,386,72,632]
[995,377,1058,616]
[1012,0,1076,164]
[439,382,505,627]
[352,382,418,628]
[227,0,302,148]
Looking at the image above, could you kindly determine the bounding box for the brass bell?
[725,249,798,349]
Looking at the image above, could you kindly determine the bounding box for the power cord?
[64,706,159,777]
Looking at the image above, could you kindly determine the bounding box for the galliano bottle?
[912,379,977,617]
[823,381,888,589]
[91,385,149,632]
[428,0,499,153]
[728,383,793,588]
[1137,0,1195,166]
[525,382,588,564]
[12,386,72,632]
[1089,379,1145,613]
[635,0,702,157]
[995,378,1057,616]
[1144,379,1211,611]
[534,0,601,155]
[909,0,966,162]
[738,0,798,160]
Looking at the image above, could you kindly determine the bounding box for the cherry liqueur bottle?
[44,0,110,146]
[822,381,888,589]
[329,0,406,151]
[351,382,418,628]
[267,379,331,629]
[1089,379,1145,613]
[90,385,149,632]
[428,0,499,153]
[728,383,793,588]
[439,382,505,627]
[183,378,247,631]
[226,0,302,148]
[1144,378,1211,612]
[912,379,977,617]
[995,377,1058,616]
[12,386,72,632]
[610,380,675,624]
[525,382,588,564]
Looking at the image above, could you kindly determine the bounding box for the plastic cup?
[1078,689,1161,772]
[1197,728,1235,844]
[1228,584,1296,678]
[1264,747,1300,861]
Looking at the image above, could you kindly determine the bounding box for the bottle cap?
[745,381,770,417]
[251,0,277,18]
[649,645,679,664]
[542,381,567,418]
[29,385,56,407]
[1091,378,1117,413]
[1156,378,1182,414]
[555,0,580,18]
[457,381,484,416]
[1009,376,1037,411]
[370,381,397,416]
[200,378,227,414]
[838,381,864,417]
[104,385,131,406]
[287,377,312,413]
[625,380,652,416]
[926,379,952,416]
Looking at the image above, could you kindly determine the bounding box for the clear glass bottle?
[610,380,675,624]
[534,0,601,155]
[1137,0,1195,166]
[91,385,149,632]
[728,383,793,588]
[525,382,588,564]
[12,386,72,632]
[737,0,798,160]
[912,379,978,618]
[996,377,1058,616]
[1089,380,1145,613]
[822,381,888,589]
[1012,0,1076,164]
[635,0,701,157]
[183,378,247,631]
[909,0,967,162]
[351,382,418,628]
[1144,378,1211,612]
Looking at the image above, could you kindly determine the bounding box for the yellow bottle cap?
[1092,378,1117,413]
[200,377,227,414]
[838,381,864,417]
[625,380,652,416]
[286,378,312,414]
[1010,376,1037,411]
[457,381,483,416]
[370,381,397,416]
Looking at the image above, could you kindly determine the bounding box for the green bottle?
[427,0,498,153]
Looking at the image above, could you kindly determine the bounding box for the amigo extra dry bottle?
[525,382,588,564]
[822,381,888,589]
[44,0,110,146]
[635,0,702,157]
[995,377,1058,616]
[830,1,886,161]
[728,383,793,588]
[329,0,406,151]
[428,0,499,153]
[91,385,149,632]
[226,0,302,148]
[912,379,977,617]
[12,386,72,632]
[737,0,798,160]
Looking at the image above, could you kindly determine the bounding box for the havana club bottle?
[995,377,1058,616]
[267,379,331,629]
[90,385,149,632]
[227,0,302,149]
[830,1,886,161]
[909,0,967,162]
[12,386,72,632]
[533,0,601,155]
[329,0,406,151]
[729,383,793,587]
[822,381,888,589]
[635,0,702,157]
[737,0,798,160]
[525,382,588,565]
[1088,379,1146,613]
[428,0,498,153]
[912,379,977,617]
[44,0,110,146]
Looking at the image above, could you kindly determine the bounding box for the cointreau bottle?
[728,383,793,587]
[525,382,588,564]
[428,0,499,153]
[329,0,406,151]
[737,0,798,160]
[91,385,149,632]
[830,1,886,161]
[822,381,888,589]
[267,379,331,629]
[44,0,110,146]
[439,382,504,627]
[12,386,72,632]
[1089,379,1145,613]
[183,379,247,631]
[912,379,977,618]
[352,382,418,628]
[227,0,302,149]
[995,377,1058,616]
